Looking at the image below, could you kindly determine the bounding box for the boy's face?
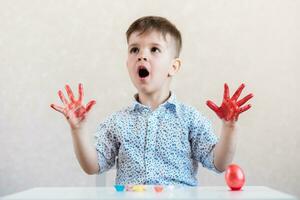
[126,30,180,95]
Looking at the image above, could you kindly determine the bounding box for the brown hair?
[126,16,182,57]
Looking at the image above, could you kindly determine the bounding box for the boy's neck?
[137,89,171,111]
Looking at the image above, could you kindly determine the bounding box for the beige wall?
[1,0,299,198]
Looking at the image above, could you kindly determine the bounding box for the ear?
[168,58,181,77]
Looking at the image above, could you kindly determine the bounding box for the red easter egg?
[225,164,245,190]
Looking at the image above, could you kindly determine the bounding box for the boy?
[50,16,253,186]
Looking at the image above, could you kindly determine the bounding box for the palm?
[206,83,253,121]
[50,83,96,128]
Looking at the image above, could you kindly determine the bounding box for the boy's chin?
[134,81,171,95]
[135,85,156,94]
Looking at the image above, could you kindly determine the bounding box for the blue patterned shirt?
[94,92,221,186]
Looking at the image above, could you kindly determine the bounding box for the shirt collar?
[129,91,178,113]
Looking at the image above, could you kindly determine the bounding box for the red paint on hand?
[50,83,96,123]
[206,83,253,121]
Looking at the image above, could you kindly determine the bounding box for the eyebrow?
[128,43,163,48]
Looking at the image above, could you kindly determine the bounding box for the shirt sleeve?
[189,108,222,173]
[94,115,119,174]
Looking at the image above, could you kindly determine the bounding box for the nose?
[138,57,147,61]
[137,49,148,62]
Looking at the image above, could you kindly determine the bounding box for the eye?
[151,47,160,53]
[129,47,139,54]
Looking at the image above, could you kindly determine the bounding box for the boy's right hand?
[50,83,96,130]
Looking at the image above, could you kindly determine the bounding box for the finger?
[78,83,83,103]
[206,100,219,113]
[223,83,230,100]
[231,83,245,101]
[237,93,254,106]
[65,84,75,103]
[86,100,96,113]
[58,90,68,105]
[239,104,252,113]
[207,100,223,119]
[50,104,65,114]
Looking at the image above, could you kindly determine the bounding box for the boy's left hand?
[206,83,254,121]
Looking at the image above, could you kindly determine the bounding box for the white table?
[0,186,297,200]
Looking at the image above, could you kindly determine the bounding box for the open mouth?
[138,67,150,78]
